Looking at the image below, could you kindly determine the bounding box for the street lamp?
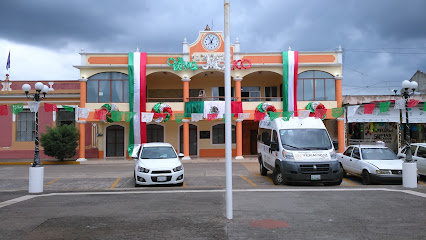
[401,79,418,188]
[22,82,50,193]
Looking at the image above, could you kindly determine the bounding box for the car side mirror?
[270,142,278,151]
[178,153,184,158]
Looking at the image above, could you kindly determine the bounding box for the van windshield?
[279,129,332,150]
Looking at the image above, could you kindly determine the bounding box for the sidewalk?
[0,155,258,165]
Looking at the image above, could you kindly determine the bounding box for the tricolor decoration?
[254,103,277,121]
[128,52,147,155]
[306,101,327,119]
[152,102,172,122]
[282,51,298,115]
[101,103,119,123]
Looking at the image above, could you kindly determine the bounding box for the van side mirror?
[270,142,279,151]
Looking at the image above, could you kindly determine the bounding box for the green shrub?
[40,124,79,160]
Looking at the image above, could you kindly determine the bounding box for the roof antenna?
[211,20,214,31]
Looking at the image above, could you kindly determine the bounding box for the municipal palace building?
[0,28,345,160]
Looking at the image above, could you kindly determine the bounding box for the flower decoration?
[152,102,173,122]
[255,103,277,121]
[101,103,119,123]
[306,101,326,119]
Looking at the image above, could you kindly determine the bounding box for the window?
[241,86,260,102]
[297,70,335,101]
[147,124,164,143]
[344,147,353,157]
[212,124,236,144]
[17,110,35,142]
[265,86,279,101]
[212,87,234,101]
[57,109,75,126]
[87,72,129,103]
[417,146,426,158]
[352,148,360,159]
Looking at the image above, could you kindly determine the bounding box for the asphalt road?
[1,161,426,239]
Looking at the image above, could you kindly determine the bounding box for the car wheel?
[259,161,268,176]
[361,170,371,185]
[272,166,285,185]
[340,164,347,178]
[134,172,139,187]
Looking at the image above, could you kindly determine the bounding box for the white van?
[258,117,342,185]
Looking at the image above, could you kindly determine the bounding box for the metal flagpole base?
[235,156,244,160]
[76,158,87,162]
[182,156,192,160]
[402,162,417,188]
[29,167,44,193]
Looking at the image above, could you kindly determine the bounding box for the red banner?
[364,103,375,114]
[44,103,58,112]
[0,105,8,116]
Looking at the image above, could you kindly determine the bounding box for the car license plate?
[311,175,321,181]
[157,176,167,182]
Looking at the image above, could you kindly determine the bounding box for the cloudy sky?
[0,0,425,95]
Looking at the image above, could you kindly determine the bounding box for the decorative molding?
[1,81,12,91]
[201,54,225,70]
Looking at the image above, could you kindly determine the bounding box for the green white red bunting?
[128,52,147,155]
[282,51,298,114]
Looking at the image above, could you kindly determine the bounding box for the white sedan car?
[133,143,184,186]
[397,143,426,178]
[337,144,403,185]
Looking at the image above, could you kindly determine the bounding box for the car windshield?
[361,148,398,160]
[140,147,177,159]
[279,129,332,150]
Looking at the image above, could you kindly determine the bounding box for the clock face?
[203,33,220,50]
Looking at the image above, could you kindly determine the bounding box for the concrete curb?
[0,161,80,166]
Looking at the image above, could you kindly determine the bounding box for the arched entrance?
[179,124,198,155]
[106,125,125,157]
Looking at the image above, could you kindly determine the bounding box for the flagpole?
[224,0,233,220]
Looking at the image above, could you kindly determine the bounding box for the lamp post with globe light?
[22,82,50,193]
[401,79,418,188]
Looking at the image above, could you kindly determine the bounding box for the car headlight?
[138,166,150,173]
[173,164,183,172]
[330,150,337,160]
[282,150,294,160]
[376,169,391,174]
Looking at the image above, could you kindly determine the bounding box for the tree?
[40,124,79,160]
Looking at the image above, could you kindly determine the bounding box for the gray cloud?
[0,0,425,95]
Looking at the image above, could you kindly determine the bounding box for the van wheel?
[259,161,267,176]
[340,164,347,178]
[362,170,371,185]
[272,167,285,185]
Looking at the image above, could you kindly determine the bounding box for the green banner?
[379,102,391,113]
[268,112,281,121]
[111,111,124,122]
[423,103,426,111]
[124,112,136,122]
[174,113,185,123]
[11,103,24,114]
[184,101,204,117]
[282,111,293,121]
[332,107,344,118]
[63,105,74,112]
